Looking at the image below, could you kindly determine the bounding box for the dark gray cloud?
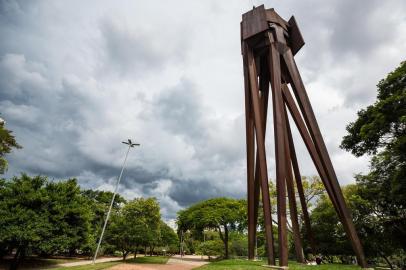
[154,79,206,141]
[1,0,405,221]
[168,178,246,208]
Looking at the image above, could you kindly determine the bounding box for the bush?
[196,240,224,259]
[230,239,248,257]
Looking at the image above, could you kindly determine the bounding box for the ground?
[195,259,362,270]
[0,256,366,270]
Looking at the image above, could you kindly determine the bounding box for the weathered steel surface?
[282,103,305,263]
[287,16,304,55]
[241,5,368,268]
[241,5,268,40]
[282,90,316,254]
[282,50,367,267]
[247,44,276,265]
[243,45,256,261]
[269,43,288,267]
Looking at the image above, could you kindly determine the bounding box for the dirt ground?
[109,264,196,270]
[108,255,208,270]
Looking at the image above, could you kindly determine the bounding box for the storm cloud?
[1,0,405,220]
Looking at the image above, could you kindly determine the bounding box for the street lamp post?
[92,139,140,264]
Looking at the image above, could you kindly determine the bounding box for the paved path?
[57,257,123,267]
[108,255,208,270]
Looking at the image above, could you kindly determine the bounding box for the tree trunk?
[217,225,229,259]
[123,250,129,261]
[9,245,24,270]
[134,244,139,258]
[224,225,229,259]
[144,246,147,255]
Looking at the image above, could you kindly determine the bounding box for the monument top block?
[241,5,305,55]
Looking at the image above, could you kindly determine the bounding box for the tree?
[159,221,178,254]
[341,61,406,158]
[0,175,50,270]
[0,175,94,269]
[177,197,246,259]
[300,176,325,209]
[82,189,126,253]
[310,186,354,262]
[0,121,21,174]
[267,176,324,238]
[343,184,402,268]
[340,61,406,264]
[311,183,406,268]
[105,197,161,259]
[39,179,93,256]
[105,212,134,260]
[197,240,223,260]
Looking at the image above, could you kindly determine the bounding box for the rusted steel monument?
[241,5,368,269]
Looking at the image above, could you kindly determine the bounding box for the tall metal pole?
[93,139,139,264]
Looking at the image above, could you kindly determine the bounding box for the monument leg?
[282,49,367,268]
[247,44,276,265]
[268,44,288,267]
[243,49,256,261]
[282,103,305,263]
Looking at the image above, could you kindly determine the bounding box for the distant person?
[316,256,322,265]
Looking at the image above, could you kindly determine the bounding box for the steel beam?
[247,44,276,265]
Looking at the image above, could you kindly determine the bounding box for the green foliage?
[0,174,93,268]
[177,197,246,232]
[340,61,406,241]
[0,174,172,267]
[229,238,248,257]
[197,240,224,258]
[126,256,169,264]
[311,184,405,268]
[81,189,126,253]
[310,191,351,257]
[105,197,161,259]
[341,61,406,157]
[0,175,50,259]
[39,179,94,255]
[300,176,325,209]
[0,123,21,174]
[268,176,324,218]
[340,61,406,267]
[159,221,178,253]
[177,197,246,258]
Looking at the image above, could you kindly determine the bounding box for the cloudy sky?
[1,0,405,220]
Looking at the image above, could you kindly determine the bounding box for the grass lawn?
[196,259,362,270]
[126,256,170,264]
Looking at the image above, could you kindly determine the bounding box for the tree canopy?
[0,175,93,269]
[340,61,406,267]
[341,61,406,157]
[0,122,21,174]
[0,174,176,269]
[105,197,162,259]
[177,197,246,258]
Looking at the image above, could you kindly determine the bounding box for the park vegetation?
[0,174,178,270]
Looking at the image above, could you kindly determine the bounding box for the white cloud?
[1,0,405,219]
